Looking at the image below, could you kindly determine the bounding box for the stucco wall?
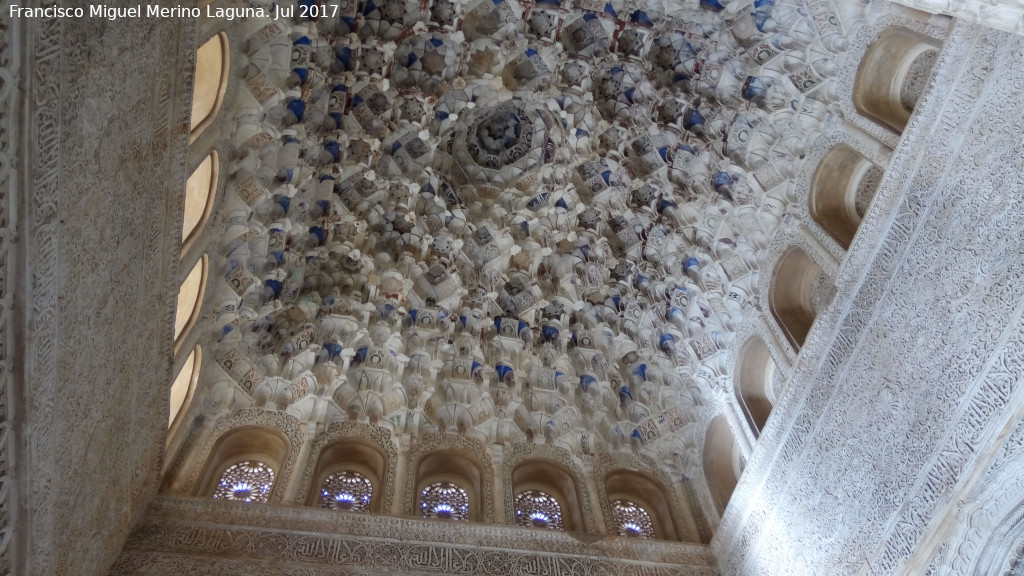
[8,11,194,576]
[714,21,1024,575]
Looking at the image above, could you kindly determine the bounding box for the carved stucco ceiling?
[210,0,845,483]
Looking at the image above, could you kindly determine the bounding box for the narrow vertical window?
[191,33,229,140]
[174,255,208,350]
[168,345,200,428]
[181,152,218,254]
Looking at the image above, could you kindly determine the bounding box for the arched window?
[515,489,564,530]
[168,345,201,429]
[734,337,776,437]
[704,417,743,515]
[319,470,373,512]
[809,145,883,250]
[412,448,488,521]
[195,426,290,503]
[181,152,219,255]
[853,26,940,133]
[768,246,824,350]
[612,499,655,538]
[191,33,229,141]
[604,470,685,541]
[213,460,275,503]
[306,438,388,513]
[420,481,470,520]
[174,254,208,351]
[510,459,586,531]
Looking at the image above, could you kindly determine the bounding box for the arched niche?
[768,246,824,350]
[174,254,208,352]
[604,470,681,541]
[808,144,883,249]
[297,422,399,512]
[704,416,743,515]
[853,26,941,134]
[168,344,201,431]
[191,33,230,142]
[511,459,585,532]
[414,449,487,522]
[181,152,219,255]
[194,425,290,501]
[404,434,495,521]
[734,337,775,438]
[306,438,388,513]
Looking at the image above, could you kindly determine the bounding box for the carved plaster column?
[391,435,412,516]
[581,456,608,535]
[491,444,506,524]
[281,413,321,503]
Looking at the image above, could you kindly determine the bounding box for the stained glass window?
[213,460,274,503]
[319,470,373,512]
[514,489,564,530]
[612,499,655,538]
[420,481,469,520]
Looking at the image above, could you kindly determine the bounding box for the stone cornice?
[113,495,719,575]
